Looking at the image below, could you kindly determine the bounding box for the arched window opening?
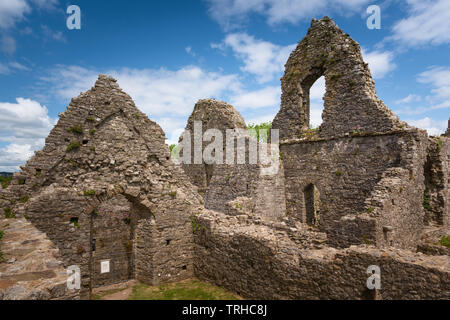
[309,76,325,130]
[303,184,321,227]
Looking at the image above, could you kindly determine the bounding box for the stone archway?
[272,17,402,140]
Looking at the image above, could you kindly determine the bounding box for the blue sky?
[0,0,449,171]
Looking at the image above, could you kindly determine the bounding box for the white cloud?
[0,98,57,171]
[206,0,371,29]
[310,76,325,127]
[0,0,58,29]
[29,0,58,10]
[406,117,447,136]
[216,33,296,83]
[396,66,450,115]
[391,0,450,46]
[230,86,280,110]
[246,113,276,126]
[395,94,421,105]
[0,0,30,29]
[310,76,325,101]
[43,65,242,117]
[418,66,450,99]
[362,49,396,79]
[40,64,244,145]
[0,143,34,171]
[0,60,30,74]
[155,117,188,146]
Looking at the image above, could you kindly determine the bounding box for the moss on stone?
[67,125,83,134]
[439,235,450,248]
[66,141,81,152]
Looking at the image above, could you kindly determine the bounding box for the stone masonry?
[1,75,204,299]
[0,17,449,300]
[181,99,287,221]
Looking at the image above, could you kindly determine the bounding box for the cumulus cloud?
[362,49,396,79]
[418,66,450,100]
[214,33,296,83]
[0,0,58,29]
[205,0,371,29]
[230,86,280,110]
[0,60,28,75]
[391,0,450,46]
[406,117,447,136]
[246,113,276,126]
[395,66,450,116]
[39,64,245,147]
[395,94,422,105]
[0,0,30,29]
[42,65,242,118]
[0,98,57,171]
[310,76,325,127]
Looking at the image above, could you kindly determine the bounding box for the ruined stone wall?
[281,130,429,249]
[2,75,203,297]
[273,17,403,141]
[193,212,450,300]
[181,99,247,196]
[424,136,450,227]
[362,167,425,249]
[0,218,80,300]
[182,99,286,221]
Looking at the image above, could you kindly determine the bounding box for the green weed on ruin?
[439,235,450,248]
[4,208,15,219]
[67,141,81,152]
[423,187,431,211]
[0,176,12,189]
[67,125,83,134]
[84,190,96,196]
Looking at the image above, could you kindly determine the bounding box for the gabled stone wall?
[273,17,403,140]
[1,75,203,298]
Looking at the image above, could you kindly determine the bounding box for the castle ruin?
[0,17,449,300]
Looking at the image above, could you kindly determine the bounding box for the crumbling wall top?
[273,16,404,140]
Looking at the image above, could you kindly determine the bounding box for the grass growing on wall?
[0,176,12,189]
[440,235,450,248]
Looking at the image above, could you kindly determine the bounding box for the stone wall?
[0,218,80,300]
[424,136,450,227]
[1,75,203,298]
[273,17,403,140]
[182,99,287,221]
[193,211,450,300]
[281,130,428,249]
[181,99,246,196]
